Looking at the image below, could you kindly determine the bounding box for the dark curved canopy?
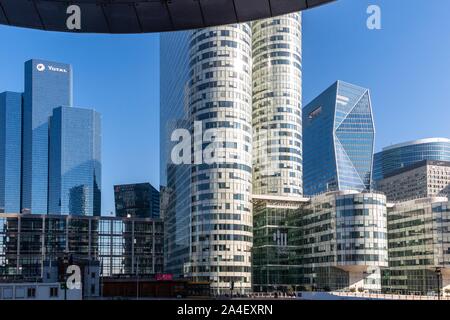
[0,0,335,34]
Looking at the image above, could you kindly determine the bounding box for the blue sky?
[0,0,449,214]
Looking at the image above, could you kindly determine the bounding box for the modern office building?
[377,160,450,202]
[160,30,192,279]
[161,13,305,293]
[303,81,375,196]
[48,106,101,216]
[0,213,164,280]
[114,183,160,218]
[253,191,388,292]
[384,197,450,295]
[252,195,307,292]
[374,138,450,182]
[252,13,303,197]
[187,23,254,294]
[22,59,73,214]
[0,92,22,213]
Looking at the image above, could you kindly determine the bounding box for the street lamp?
[435,267,442,300]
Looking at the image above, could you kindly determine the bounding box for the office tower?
[385,197,450,295]
[22,59,72,214]
[48,106,101,216]
[252,13,303,197]
[0,92,22,213]
[377,160,450,202]
[374,138,450,182]
[114,183,160,218]
[160,31,192,279]
[161,23,254,293]
[188,24,253,294]
[303,81,375,196]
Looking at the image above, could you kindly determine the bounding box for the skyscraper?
[161,13,304,293]
[252,13,303,197]
[114,183,160,218]
[373,138,450,181]
[303,81,375,196]
[22,59,73,214]
[0,92,22,213]
[160,31,192,279]
[161,23,254,293]
[48,106,101,216]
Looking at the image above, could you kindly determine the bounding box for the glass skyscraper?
[160,31,192,279]
[48,106,101,216]
[252,13,303,197]
[373,138,450,181]
[22,59,73,214]
[303,81,375,196]
[161,14,304,293]
[0,92,22,213]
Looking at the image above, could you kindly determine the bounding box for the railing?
[331,291,450,300]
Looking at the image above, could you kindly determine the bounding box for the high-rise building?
[48,106,101,216]
[22,59,73,214]
[252,13,303,197]
[377,160,450,202]
[160,31,192,279]
[303,81,375,196]
[0,92,22,213]
[161,13,304,293]
[114,183,160,218]
[374,138,450,182]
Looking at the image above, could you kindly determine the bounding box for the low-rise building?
[252,191,388,293]
[384,197,450,296]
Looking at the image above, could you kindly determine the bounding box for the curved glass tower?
[188,24,253,294]
[252,13,303,197]
[374,138,450,181]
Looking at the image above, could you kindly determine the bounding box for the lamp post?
[435,267,442,300]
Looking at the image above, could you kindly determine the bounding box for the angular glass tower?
[374,138,450,181]
[48,106,101,216]
[22,59,72,214]
[0,92,22,213]
[303,81,375,196]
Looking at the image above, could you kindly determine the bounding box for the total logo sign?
[36,63,68,73]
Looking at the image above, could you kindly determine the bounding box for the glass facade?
[253,192,388,292]
[384,198,450,295]
[160,30,192,279]
[114,183,160,218]
[374,138,450,181]
[22,59,73,214]
[252,13,303,196]
[0,214,164,280]
[188,24,253,294]
[48,106,101,216]
[303,81,375,196]
[0,92,22,213]
[252,197,305,292]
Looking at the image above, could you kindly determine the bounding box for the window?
[27,287,36,298]
[49,287,58,298]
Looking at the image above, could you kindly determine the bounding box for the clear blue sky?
[0,0,449,214]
